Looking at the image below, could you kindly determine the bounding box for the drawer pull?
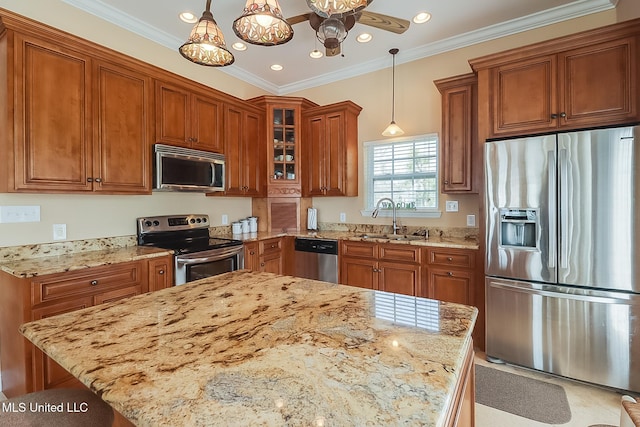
[447,257,453,262]
[270,244,278,248]
[447,272,454,276]
[250,251,256,255]
[158,270,165,275]
[90,280,99,286]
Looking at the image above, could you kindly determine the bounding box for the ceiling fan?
[286,6,410,57]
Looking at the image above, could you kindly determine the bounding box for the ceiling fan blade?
[286,13,311,26]
[357,11,410,34]
[326,45,341,57]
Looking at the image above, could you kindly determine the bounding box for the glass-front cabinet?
[271,107,297,182]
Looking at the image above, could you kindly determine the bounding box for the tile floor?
[0,357,628,426]
[475,351,625,427]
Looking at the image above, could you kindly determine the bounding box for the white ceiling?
[61,0,617,95]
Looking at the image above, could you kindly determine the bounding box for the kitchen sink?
[359,234,426,241]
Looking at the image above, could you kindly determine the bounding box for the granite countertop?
[0,246,173,279]
[20,270,477,427]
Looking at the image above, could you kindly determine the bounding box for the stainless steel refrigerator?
[485,125,640,393]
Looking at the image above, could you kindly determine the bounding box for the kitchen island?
[19,270,477,427]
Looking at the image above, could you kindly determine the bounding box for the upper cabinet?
[434,74,477,193]
[155,80,223,153]
[1,30,152,194]
[471,20,640,138]
[302,101,361,197]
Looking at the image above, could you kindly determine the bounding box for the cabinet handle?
[447,257,453,262]
[250,251,256,255]
[158,270,165,275]
[559,112,566,118]
[90,280,98,286]
[87,178,93,183]
[94,178,102,183]
[551,113,558,119]
[447,272,454,276]
[444,180,449,184]
[260,262,265,267]
[270,244,278,248]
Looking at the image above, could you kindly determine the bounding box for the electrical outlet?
[53,224,67,241]
[221,214,229,225]
[466,215,476,227]
[339,212,346,223]
[445,201,459,212]
[0,206,41,223]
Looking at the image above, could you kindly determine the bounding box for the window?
[363,134,440,217]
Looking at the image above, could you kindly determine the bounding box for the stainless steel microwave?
[153,144,225,192]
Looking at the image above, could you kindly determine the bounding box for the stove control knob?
[145,221,153,227]
[196,218,202,223]
[153,220,160,226]
[202,217,208,223]
[190,218,195,223]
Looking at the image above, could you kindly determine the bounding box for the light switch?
[221,214,229,225]
[467,215,476,227]
[53,224,67,241]
[445,201,459,212]
[339,213,346,223]
[0,206,41,223]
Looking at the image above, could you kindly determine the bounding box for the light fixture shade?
[382,121,404,137]
[316,17,347,49]
[233,0,294,46]
[306,0,372,18]
[179,3,234,67]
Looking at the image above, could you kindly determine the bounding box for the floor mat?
[475,364,572,424]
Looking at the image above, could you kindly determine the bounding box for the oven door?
[174,246,244,285]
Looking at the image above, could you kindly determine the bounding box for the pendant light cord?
[390,48,399,122]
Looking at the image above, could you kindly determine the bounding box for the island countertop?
[20,270,477,427]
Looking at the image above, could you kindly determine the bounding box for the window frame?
[361,133,442,219]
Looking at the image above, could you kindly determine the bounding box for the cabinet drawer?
[260,238,282,256]
[32,261,143,305]
[379,244,421,263]
[340,241,377,258]
[427,248,476,269]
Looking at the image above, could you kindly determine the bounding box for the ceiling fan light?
[179,1,234,67]
[233,0,293,46]
[382,121,404,137]
[306,0,372,18]
[316,17,348,45]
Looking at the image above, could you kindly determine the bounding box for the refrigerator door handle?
[548,151,556,269]
[559,148,569,269]
[489,281,631,305]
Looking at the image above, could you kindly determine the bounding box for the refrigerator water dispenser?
[499,209,537,248]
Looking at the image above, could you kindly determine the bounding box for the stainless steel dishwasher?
[294,238,338,283]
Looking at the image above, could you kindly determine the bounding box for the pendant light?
[179,0,234,67]
[382,48,404,137]
[306,0,372,18]
[233,0,294,46]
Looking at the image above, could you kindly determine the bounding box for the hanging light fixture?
[382,48,404,137]
[233,0,294,46]
[179,0,234,67]
[306,0,372,18]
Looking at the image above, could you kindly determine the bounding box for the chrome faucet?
[372,197,400,235]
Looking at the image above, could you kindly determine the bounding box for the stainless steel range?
[137,214,244,285]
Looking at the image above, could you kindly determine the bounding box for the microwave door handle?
[548,150,556,269]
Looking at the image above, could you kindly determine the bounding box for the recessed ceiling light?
[232,42,247,51]
[309,49,323,59]
[179,12,198,24]
[271,64,283,71]
[356,33,372,43]
[413,12,432,24]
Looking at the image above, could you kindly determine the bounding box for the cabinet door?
[13,35,93,192]
[378,261,420,296]
[438,78,475,193]
[223,104,245,195]
[155,81,190,146]
[243,109,265,196]
[93,60,151,193]
[491,55,558,137]
[559,36,638,128]
[323,111,348,196]
[31,297,93,391]
[94,285,143,304]
[148,256,173,291]
[244,242,260,271]
[340,257,377,289]
[192,94,223,153]
[260,252,283,274]
[304,114,326,196]
[428,268,473,305]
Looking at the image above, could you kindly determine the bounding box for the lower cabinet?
[0,255,173,398]
[244,238,283,275]
[423,247,476,305]
[340,241,422,296]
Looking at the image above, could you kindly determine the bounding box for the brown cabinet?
[0,255,173,398]
[471,25,640,138]
[424,247,476,305]
[155,80,223,153]
[340,241,421,296]
[434,74,477,193]
[2,32,152,194]
[221,103,265,196]
[302,101,361,197]
[244,238,283,274]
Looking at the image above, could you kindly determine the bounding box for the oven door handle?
[175,247,243,265]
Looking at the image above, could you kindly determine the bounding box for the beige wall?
[0,1,625,247]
